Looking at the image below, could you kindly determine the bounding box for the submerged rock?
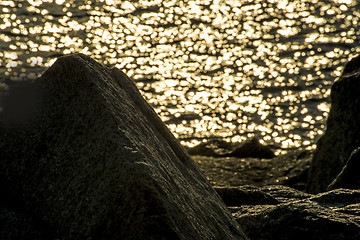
[328,147,360,191]
[0,54,246,239]
[230,186,360,240]
[307,55,360,193]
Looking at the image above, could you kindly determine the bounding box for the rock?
[186,139,235,157]
[268,150,312,191]
[259,185,312,203]
[0,204,50,240]
[192,150,312,191]
[225,137,275,159]
[0,54,246,239]
[0,79,43,126]
[214,186,279,206]
[328,147,360,191]
[231,186,360,240]
[307,55,360,193]
[187,137,275,159]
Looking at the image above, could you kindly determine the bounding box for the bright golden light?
[1,0,360,152]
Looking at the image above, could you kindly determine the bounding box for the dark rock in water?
[307,54,360,193]
[231,186,360,240]
[188,137,275,159]
[226,137,275,159]
[328,147,360,191]
[0,54,246,239]
[186,139,235,156]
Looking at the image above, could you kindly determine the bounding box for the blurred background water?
[1,0,360,154]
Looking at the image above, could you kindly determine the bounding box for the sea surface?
[1,0,360,154]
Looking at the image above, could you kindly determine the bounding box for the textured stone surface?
[307,55,360,193]
[214,186,279,206]
[0,54,246,239]
[193,150,312,191]
[328,147,360,190]
[229,186,360,240]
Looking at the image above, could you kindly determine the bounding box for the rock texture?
[0,54,246,239]
[214,186,279,206]
[193,150,312,191]
[221,185,360,240]
[307,55,360,193]
[328,147,360,191]
[187,139,235,157]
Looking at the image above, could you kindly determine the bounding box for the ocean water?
[1,0,360,154]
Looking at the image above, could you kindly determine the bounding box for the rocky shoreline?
[191,149,312,191]
[1,53,360,239]
[187,54,360,239]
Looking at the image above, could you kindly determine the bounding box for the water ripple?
[1,0,360,154]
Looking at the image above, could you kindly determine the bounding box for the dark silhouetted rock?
[187,137,275,159]
[231,187,360,240]
[328,147,360,191]
[307,55,360,193]
[0,203,52,240]
[226,138,275,159]
[186,139,235,156]
[0,80,43,126]
[0,54,246,239]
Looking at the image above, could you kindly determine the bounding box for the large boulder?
[307,55,360,193]
[225,185,360,240]
[0,54,246,239]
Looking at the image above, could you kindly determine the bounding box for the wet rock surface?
[307,55,360,193]
[0,54,246,240]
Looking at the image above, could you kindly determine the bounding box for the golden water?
[1,0,360,154]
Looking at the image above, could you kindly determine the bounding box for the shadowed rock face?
[328,147,360,191]
[0,54,246,240]
[307,55,360,194]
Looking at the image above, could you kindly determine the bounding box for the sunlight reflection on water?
[1,0,360,154]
